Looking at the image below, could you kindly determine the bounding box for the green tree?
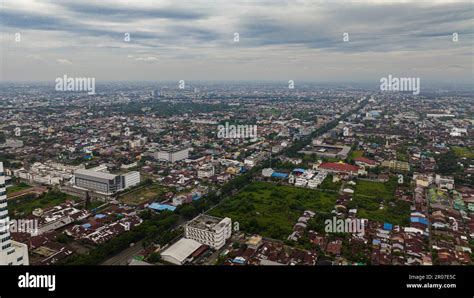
[147,252,161,263]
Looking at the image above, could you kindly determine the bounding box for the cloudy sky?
[0,0,472,83]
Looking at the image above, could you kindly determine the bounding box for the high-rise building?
[0,162,29,265]
[184,215,232,250]
[151,90,161,98]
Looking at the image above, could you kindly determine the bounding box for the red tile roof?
[354,157,376,165]
[318,162,359,173]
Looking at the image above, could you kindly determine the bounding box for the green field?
[319,175,341,192]
[6,182,31,195]
[8,191,79,218]
[452,146,474,159]
[355,180,395,200]
[119,184,166,206]
[352,179,409,226]
[349,150,364,160]
[209,181,338,240]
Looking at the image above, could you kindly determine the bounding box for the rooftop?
[187,214,229,232]
[74,168,117,180]
[161,238,203,264]
[318,162,360,173]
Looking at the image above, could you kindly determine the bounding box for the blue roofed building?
[383,223,393,231]
[271,172,289,179]
[410,217,429,225]
[293,168,305,174]
[148,203,176,212]
[192,192,202,201]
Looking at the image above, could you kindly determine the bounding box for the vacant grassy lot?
[319,175,341,192]
[209,181,338,240]
[8,191,78,218]
[452,146,474,159]
[352,179,409,226]
[119,184,165,206]
[355,180,394,200]
[6,182,31,195]
[349,150,364,160]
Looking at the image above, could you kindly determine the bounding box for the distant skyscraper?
[0,162,29,265]
[151,90,161,98]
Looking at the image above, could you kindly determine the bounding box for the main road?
[101,240,145,265]
[101,217,187,265]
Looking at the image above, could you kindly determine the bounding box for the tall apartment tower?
[0,162,29,265]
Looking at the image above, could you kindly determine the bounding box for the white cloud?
[0,0,471,82]
[56,59,73,65]
[128,55,159,62]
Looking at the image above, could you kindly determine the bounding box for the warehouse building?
[160,238,204,265]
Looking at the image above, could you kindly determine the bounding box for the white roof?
[128,259,152,266]
[75,168,117,180]
[161,238,202,264]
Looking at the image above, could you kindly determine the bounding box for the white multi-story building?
[73,168,140,194]
[185,215,232,250]
[128,137,147,149]
[307,179,321,189]
[152,147,190,163]
[294,177,308,187]
[449,127,467,137]
[120,162,138,169]
[10,161,84,186]
[197,164,215,179]
[244,152,268,168]
[435,174,454,190]
[121,171,141,189]
[74,169,122,194]
[0,162,29,265]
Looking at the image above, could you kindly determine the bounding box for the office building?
[151,147,189,163]
[381,160,410,172]
[74,169,122,194]
[185,215,232,250]
[197,164,215,179]
[435,174,454,190]
[74,168,141,194]
[0,162,29,265]
[121,171,141,189]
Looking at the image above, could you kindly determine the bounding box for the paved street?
[101,240,144,265]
